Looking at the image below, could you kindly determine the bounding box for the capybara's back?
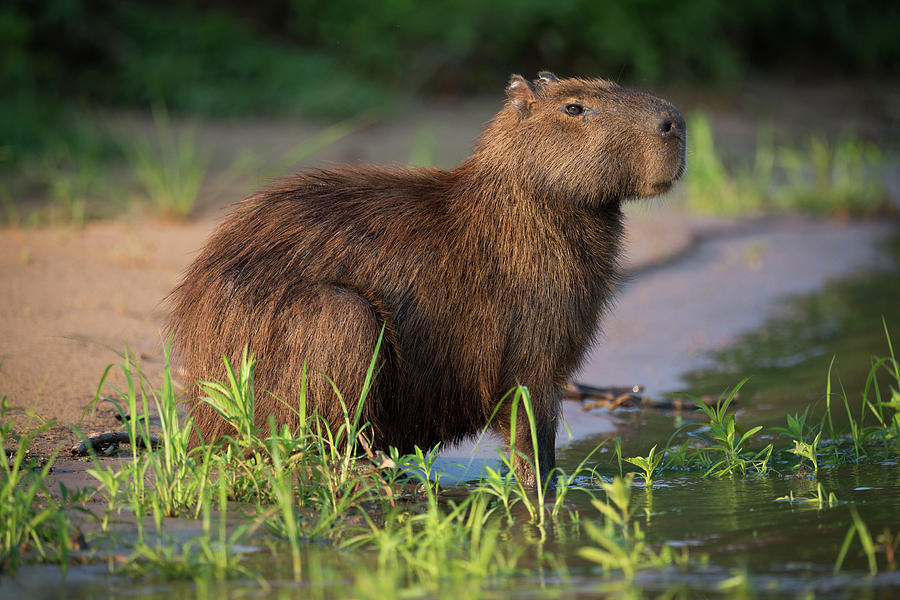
[169,72,686,484]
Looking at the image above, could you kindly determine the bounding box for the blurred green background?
[5,0,899,157]
[2,0,898,222]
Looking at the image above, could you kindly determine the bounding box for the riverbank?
[2,205,895,463]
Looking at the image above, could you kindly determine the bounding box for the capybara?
[169,72,686,485]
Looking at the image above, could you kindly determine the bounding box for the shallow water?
[4,235,900,599]
[552,232,900,597]
[555,463,900,598]
[578,217,898,397]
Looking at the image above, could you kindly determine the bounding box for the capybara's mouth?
[641,172,682,197]
[653,155,687,193]
[649,180,675,194]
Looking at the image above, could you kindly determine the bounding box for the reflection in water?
[552,239,900,597]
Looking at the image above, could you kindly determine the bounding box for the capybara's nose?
[657,110,685,138]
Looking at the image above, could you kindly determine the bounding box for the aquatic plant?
[789,432,822,474]
[0,398,73,573]
[4,320,900,596]
[86,346,211,519]
[624,444,663,487]
[775,482,837,508]
[121,483,256,582]
[578,474,688,580]
[345,483,525,596]
[835,507,878,576]
[682,379,773,477]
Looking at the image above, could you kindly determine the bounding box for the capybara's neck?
[438,153,625,292]
[450,151,623,218]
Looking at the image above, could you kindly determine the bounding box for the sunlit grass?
[1,110,375,227]
[1,321,898,595]
[124,107,208,220]
[0,398,74,573]
[7,136,114,227]
[578,474,690,580]
[685,112,888,217]
[622,320,900,478]
[623,444,663,487]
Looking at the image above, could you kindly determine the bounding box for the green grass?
[5,132,120,227]
[650,378,774,478]
[2,108,376,227]
[617,320,900,480]
[124,107,208,221]
[685,112,889,217]
[85,346,211,520]
[0,398,75,573]
[775,482,837,508]
[2,323,899,593]
[36,336,600,591]
[623,444,663,487]
[578,474,689,581]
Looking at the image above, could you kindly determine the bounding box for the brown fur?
[168,73,686,485]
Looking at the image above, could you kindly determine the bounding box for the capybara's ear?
[506,74,536,114]
[535,71,559,86]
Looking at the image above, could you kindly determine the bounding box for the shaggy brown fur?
[168,72,686,485]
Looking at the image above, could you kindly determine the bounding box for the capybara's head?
[478,72,686,205]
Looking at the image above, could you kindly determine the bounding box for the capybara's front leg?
[535,401,558,483]
[496,389,558,487]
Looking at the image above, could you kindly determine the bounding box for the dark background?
[3,0,899,166]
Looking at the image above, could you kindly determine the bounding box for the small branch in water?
[70,432,162,456]
[567,381,735,411]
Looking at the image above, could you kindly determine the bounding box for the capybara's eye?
[564,103,584,116]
